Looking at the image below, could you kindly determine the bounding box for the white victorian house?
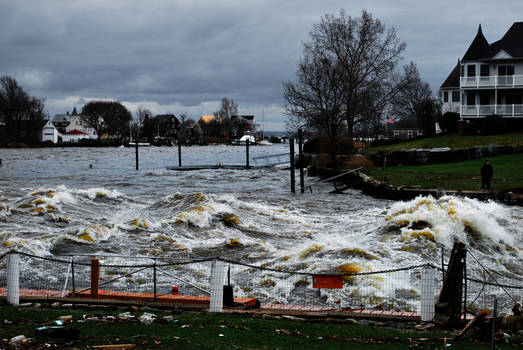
[441,22,523,119]
[40,120,61,143]
[64,115,97,141]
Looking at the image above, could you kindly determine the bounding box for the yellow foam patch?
[336,263,362,282]
[410,230,435,241]
[34,198,46,205]
[78,233,94,242]
[225,238,242,248]
[18,203,33,209]
[222,214,240,226]
[30,207,45,214]
[299,244,323,259]
[342,248,378,260]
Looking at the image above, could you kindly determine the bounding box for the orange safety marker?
[312,276,342,289]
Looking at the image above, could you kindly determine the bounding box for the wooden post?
[178,142,182,167]
[135,140,139,170]
[490,298,497,350]
[90,258,100,297]
[298,129,304,193]
[178,128,182,167]
[153,261,157,302]
[71,258,76,297]
[290,137,295,193]
[246,139,250,169]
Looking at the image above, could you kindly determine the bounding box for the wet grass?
[0,305,518,349]
[368,153,523,192]
[365,133,523,155]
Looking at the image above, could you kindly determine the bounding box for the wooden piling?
[246,139,250,169]
[178,142,182,167]
[90,258,100,297]
[290,137,295,193]
[135,141,139,170]
[298,129,304,193]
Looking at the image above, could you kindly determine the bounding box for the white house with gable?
[441,22,523,119]
[41,120,61,143]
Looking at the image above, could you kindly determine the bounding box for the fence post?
[289,137,295,193]
[420,266,435,322]
[490,298,497,350]
[209,259,226,312]
[90,258,100,297]
[298,129,304,193]
[153,260,157,302]
[7,251,20,306]
[71,258,76,297]
[246,139,250,169]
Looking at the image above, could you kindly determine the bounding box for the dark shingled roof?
[490,22,523,58]
[441,61,460,89]
[462,25,491,61]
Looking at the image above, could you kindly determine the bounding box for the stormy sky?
[1,0,522,130]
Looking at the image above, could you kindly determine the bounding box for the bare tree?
[215,97,238,138]
[284,44,346,161]
[135,105,152,138]
[81,101,132,139]
[300,9,406,140]
[390,62,433,121]
[0,76,47,141]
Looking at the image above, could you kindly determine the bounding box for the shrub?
[303,136,354,155]
[345,155,373,172]
[480,114,508,135]
[462,121,480,135]
[438,112,460,134]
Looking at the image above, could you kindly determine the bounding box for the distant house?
[52,113,74,133]
[441,22,523,119]
[64,115,97,139]
[231,115,258,137]
[62,129,91,143]
[40,120,61,143]
[389,119,424,139]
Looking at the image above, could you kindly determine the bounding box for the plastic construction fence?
[0,250,521,317]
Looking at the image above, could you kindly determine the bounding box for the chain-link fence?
[1,249,521,317]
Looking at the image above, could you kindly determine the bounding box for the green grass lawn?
[368,153,523,192]
[2,305,518,349]
[366,133,523,155]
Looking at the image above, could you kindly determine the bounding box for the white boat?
[258,139,273,146]
[231,135,256,145]
[128,142,151,146]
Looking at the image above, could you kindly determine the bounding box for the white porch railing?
[460,75,523,88]
[461,104,523,118]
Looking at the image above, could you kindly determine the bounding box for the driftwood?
[453,310,488,340]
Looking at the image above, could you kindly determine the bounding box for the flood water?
[0,145,521,312]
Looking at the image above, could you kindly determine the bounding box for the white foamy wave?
[386,196,514,248]
[75,187,124,200]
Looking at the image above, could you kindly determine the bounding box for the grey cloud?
[1,0,523,130]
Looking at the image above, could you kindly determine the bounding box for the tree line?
[0,75,249,145]
[283,9,440,160]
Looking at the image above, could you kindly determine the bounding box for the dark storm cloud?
[1,0,522,129]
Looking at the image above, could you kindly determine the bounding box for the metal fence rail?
[1,249,521,317]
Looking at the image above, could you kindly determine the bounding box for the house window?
[480,65,489,76]
[408,130,413,139]
[417,131,423,136]
[498,65,514,76]
[443,91,449,102]
[467,65,476,77]
[480,92,490,105]
[466,93,476,106]
[393,130,399,137]
[452,91,460,102]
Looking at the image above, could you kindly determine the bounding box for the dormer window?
[467,65,476,77]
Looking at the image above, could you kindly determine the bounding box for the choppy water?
[0,145,521,311]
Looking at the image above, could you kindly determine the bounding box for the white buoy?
[420,266,435,321]
[7,252,20,305]
[209,259,226,312]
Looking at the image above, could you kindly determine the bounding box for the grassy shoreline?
[367,153,523,192]
[1,304,516,349]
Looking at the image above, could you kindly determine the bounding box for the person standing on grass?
[480,160,493,191]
